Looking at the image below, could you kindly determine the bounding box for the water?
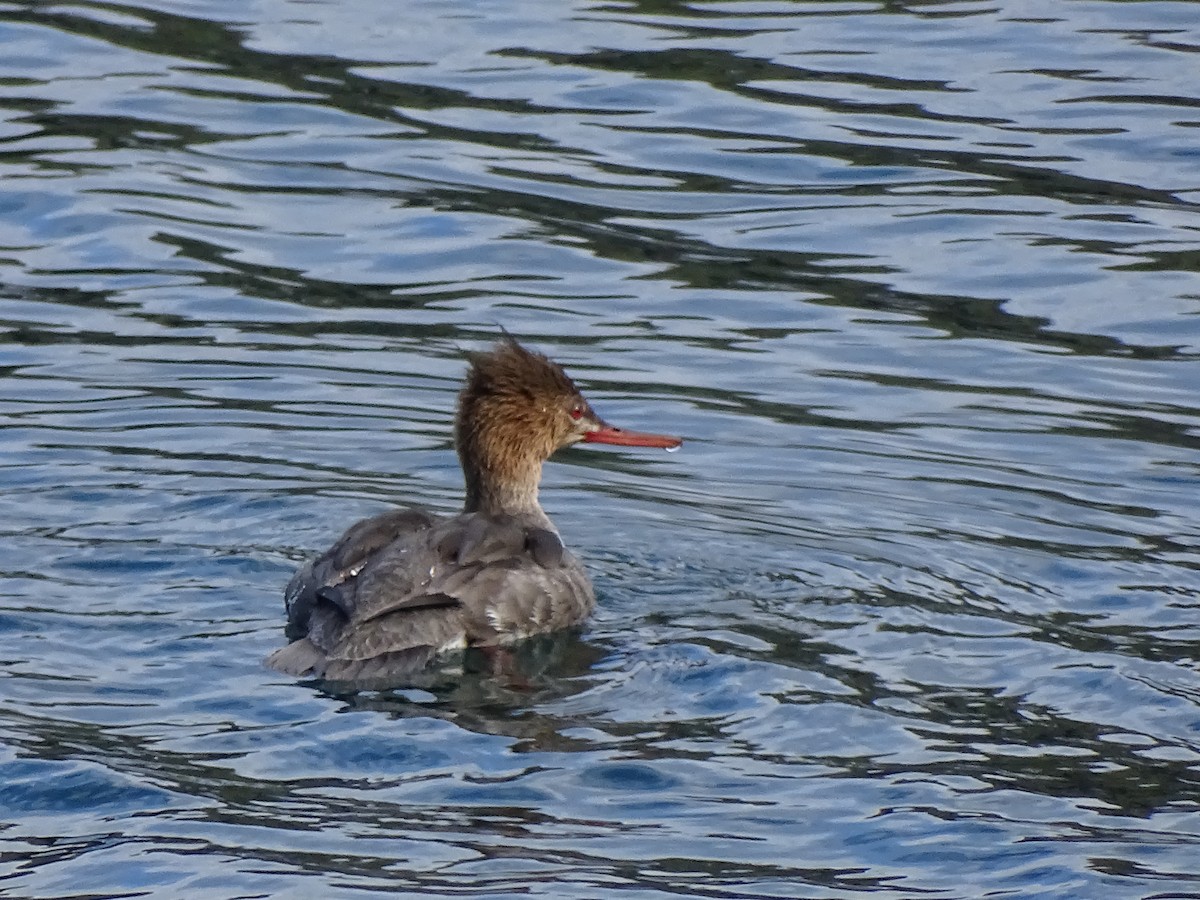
[2,0,1199,897]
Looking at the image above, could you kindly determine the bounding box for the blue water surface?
[1,1,1199,898]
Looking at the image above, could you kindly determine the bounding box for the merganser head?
[455,337,681,516]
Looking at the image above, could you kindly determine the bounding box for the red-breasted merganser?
[266,337,681,681]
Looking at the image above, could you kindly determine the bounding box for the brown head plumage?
[453,336,681,518]
[455,337,599,516]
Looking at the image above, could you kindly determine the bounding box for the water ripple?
[2,0,1199,897]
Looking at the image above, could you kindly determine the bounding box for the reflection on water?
[2,0,1199,897]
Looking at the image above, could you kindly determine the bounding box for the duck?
[266,336,681,682]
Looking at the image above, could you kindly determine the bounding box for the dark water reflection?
[3,0,1200,897]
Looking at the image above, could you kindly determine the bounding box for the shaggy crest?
[455,337,592,517]
[461,338,580,412]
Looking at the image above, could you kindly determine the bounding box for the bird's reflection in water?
[311,630,611,751]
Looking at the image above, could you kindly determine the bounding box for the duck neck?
[461,457,538,514]
[459,450,555,531]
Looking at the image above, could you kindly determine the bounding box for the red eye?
[569,404,584,420]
